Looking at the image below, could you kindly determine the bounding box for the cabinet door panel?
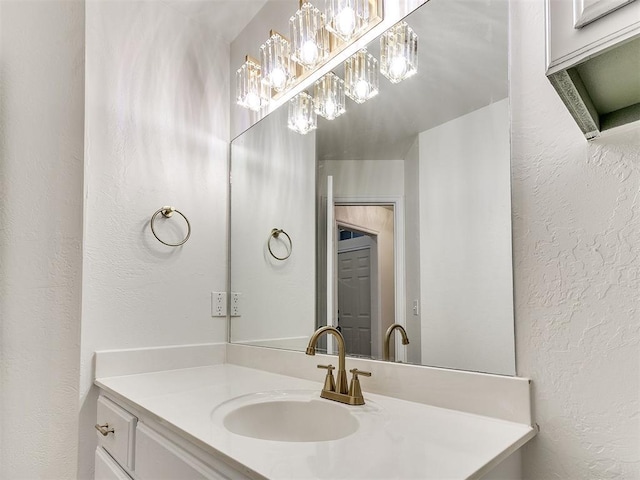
[547,0,640,70]
[135,423,239,480]
[96,395,137,471]
[574,0,637,28]
[95,447,132,480]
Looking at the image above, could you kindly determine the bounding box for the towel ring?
[150,206,191,247]
[268,228,292,261]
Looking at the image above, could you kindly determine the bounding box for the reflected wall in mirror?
[230,0,515,375]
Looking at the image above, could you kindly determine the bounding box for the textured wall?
[511,0,640,478]
[78,2,230,476]
[0,1,85,478]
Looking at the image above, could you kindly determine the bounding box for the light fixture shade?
[290,2,329,69]
[314,72,346,120]
[325,0,370,41]
[260,31,296,93]
[236,56,269,111]
[288,92,317,134]
[344,49,378,104]
[380,21,418,84]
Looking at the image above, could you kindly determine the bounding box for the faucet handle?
[317,364,335,371]
[317,364,336,392]
[349,368,371,378]
[348,368,371,400]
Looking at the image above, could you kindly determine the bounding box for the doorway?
[334,204,396,359]
[337,226,377,357]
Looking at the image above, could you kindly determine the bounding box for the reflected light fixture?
[260,30,296,93]
[344,48,378,104]
[236,56,268,112]
[288,91,317,134]
[326,0,370,41]
[380,21,418,84]
[314,72,346,120]
[290,1,329,69]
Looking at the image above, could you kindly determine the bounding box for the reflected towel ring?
[150,206,191,247]
[268,228,292,260]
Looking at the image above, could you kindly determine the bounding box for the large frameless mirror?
[230,0,514,375]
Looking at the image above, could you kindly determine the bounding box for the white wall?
[403,137,422,364]
[230,106,316,345]
[511,1,640,478]
[321,160,405,198]
[79,2,230,476]
[0,1,85,478]
[419,99,515,375]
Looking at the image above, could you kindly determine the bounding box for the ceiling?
[166,0,509,160]
[316,0,509,161]
[160,0,267,43]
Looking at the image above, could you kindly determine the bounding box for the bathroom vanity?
[93,344,536,480]
[94,1,538,478]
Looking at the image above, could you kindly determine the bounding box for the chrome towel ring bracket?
[150,206,191,247]
[268,228,292,260]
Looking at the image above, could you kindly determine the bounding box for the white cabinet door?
[96,395,137,471]
[95,448,132,480]
[546,0,640,72]
[135,423,247,480]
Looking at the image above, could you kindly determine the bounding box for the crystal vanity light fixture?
[314,72,346,120]
[344,48,378,103]
[325,0,370,41]
[236,56,268,111]
[290,1,330,69]
[288,91,317,134]
[380,21,418,84]
[260,30,296,93]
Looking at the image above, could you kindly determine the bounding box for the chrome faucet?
[384,323,410,361]
[306,326,371,405]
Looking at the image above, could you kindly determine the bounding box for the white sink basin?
[211,390,359,442]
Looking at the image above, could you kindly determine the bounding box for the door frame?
[334,195,407,362]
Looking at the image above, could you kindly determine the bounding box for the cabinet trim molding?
[574,0,638,28]
[547,69,600,138]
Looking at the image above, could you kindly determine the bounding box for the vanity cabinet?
[95,394,252,480]
[95,447,132,480]
[545,0,640,138]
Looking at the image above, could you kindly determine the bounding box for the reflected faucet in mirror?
[306,326,371,405]
[384,324,410,361]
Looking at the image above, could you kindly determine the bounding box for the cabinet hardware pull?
[95,423,115,436]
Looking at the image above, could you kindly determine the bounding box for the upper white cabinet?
[546,0,640,138]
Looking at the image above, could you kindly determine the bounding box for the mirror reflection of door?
[335,205,395,359]
[337,227,376,357]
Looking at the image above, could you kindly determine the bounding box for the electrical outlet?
[211,292,227,317]
[231,292,241,317]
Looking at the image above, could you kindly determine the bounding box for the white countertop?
[96,364,535,480]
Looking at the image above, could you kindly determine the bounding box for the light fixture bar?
[325,0,371,42]
[260,30,296,93]
[288,91,317,134]
[314,72,346,120]
[236,55,269,111]
[380,21,418,84]
[290,1,330,69]
[344,48,378,104]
